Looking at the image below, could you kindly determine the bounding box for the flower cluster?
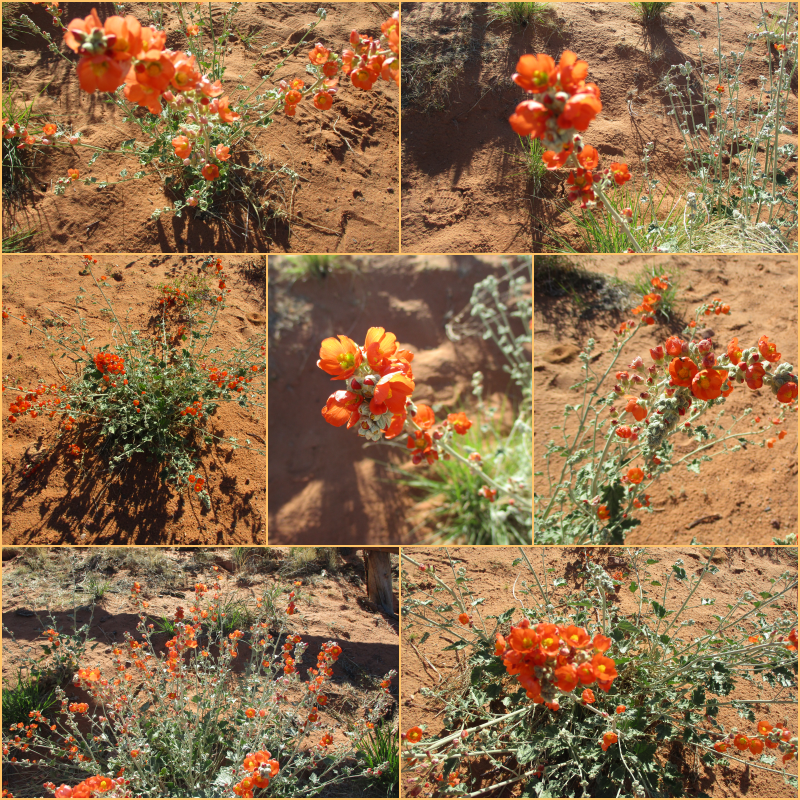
[48,775,122,798]
[62,8,239,181]
[508,51,630,208]
[2,255,265,505]
[495,619,617,709]
[611,298,797,462]
[713,719,797,764]
[284,13,399,116]
[233,750,280,797]
[318,327,415,441]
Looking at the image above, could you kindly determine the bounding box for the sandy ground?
[534,254,798,544]
[1,254,266,545]
[268,255,530,545]
[2,2,399,253]
[400,1,798,253]
[1,546,399,797]
[400,545,799,798]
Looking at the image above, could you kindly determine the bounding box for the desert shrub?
[3,574,397,797]
[401,548,798,797]
[2,254,265,517]
[535,276,797,544]
[5,3,398,228]
[510,4,797,252]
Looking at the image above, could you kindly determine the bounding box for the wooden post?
[363,547,398,616]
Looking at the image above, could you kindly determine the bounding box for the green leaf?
[442,639,471,652]
[651,601,667,618]
[672,565,687,581]
[629,582,638,593]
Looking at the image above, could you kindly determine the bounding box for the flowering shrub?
[2,569,397,797]
[317,262,532,544]
[511,4,797,252]
[401,547,798,797]
[2,255,265,519]
[6,3,399,225]
[535,273,797,544]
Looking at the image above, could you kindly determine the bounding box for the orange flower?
[172,135,192,159]
[458,613,470,625]
[727,337,743,365]
[364,326,398,369]
[581,688,595,704]
[593,634,612,653]
[608,162,632,185]
[170,53,202,92]
[512,53,556,93]
[767,437,776,448]
[67,168,80,181]
[665,336,684,357]
[713,741,727,753]
[625,396,646,421]
[405,726,423,744]
[245,708,256,718]
[577,144,599,170]
[413,403,436,430]
[557,87,602,132]
[320,390,361,428]
[757,720,773,736]
[691,368,724,401]
[509,100,551,138]
[313,91,333,111]
[201,163,219,181]
[597,504,610,520]
[76,54,128,94]
[757,335,781,363]
[777,382,798,403]
[215,144,231,161]
[601,731,618,752]
[561,625,592,649]
[64,8,104,51]
[554,663,579,692]
[669,357,698,387]
[733,734,749,750]
[309,43,331,65]
[616,705,626,714]
[123,72,163,114]
[542,145,574,170]
[537,624,561,656]
[591,653,618,685]
[371,371,415,415]
[136,51,176,91]
[447,411,472,435]
[43,123,57,136]
[103,17,142,63]
[317,335,362,379]
[217,96,240,124]
[555,50,591,93]
[508,625,540,653]
[626,467,644,484]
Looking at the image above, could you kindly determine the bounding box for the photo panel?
[534,254,798,545]
[267,255,532,546]
[1,254,266,545]
[2,2,399,254]
[400,2,797,255]
[0,545,400,797]
[400,545,799,797]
